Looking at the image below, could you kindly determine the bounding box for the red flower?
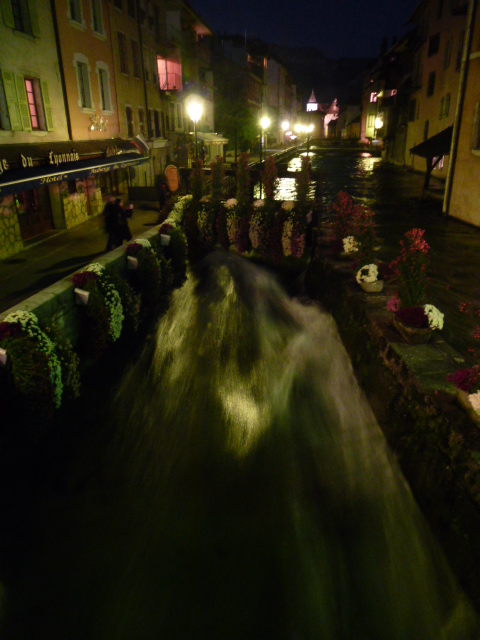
[72,271,99,287]
[125,242,142,256]
[0,321,23,342]
[395,306,428,328]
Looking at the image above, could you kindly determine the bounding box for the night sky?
[188,0,420,59]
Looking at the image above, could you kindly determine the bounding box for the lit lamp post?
[373,116,383,141]
[306,123,314,156]
[186,97,203,162]
[259,115,271,198]
[281,120,290,147]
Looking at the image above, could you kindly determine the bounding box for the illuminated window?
[24,78,38,129]
[370,92,377,103]
[157,57,182,91]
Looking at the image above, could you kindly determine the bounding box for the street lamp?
[259,115,271,198]
[373,116,383,141]
[186,96,203,162]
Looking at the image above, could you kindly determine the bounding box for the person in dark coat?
[104,196,122,251]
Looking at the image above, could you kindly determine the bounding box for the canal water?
[0,249,478,639]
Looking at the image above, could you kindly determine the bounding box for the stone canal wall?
[305,248,480,610]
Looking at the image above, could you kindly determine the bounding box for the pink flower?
[387,296,401,313]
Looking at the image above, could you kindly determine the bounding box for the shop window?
[427,71,435,97]
[131,39,140,78]
[96,64,111,112]
[125,105,134,137]
[91,0,104,35]
[428,33,440,57]
[117,32,129,75]
[74,55,93,110]
[157,57,182,91]
[472,102,480,151]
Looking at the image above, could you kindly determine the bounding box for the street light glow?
[186,97,203,123]
[260,115,271,130]
[374,117,384,129]
[281,120,290,131]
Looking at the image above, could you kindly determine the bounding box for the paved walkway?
[0,205,160,314]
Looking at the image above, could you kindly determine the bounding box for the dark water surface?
[0,251,477,639]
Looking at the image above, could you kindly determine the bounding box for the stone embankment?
[305,235,480,610]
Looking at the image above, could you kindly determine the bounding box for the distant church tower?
[306,89,318,112]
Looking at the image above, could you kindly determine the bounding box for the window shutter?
[27,0,40,37]
[1,70,22,130]
[14,74,32,131]
[40,79,53,130]
[0,0,15,29]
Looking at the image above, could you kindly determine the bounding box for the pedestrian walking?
[104,195,122,251]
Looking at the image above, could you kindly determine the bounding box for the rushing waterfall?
[108,250,478,640]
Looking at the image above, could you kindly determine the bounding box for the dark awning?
[409,125,453,158]
[0,152,148,197]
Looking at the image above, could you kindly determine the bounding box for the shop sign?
[20,154,34,168]
[0,159,9,175]
[105,146,118,157]
[48,150,80,167]
[39,173,69,185]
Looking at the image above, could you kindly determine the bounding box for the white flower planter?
[359,279,384,293]
[74,288,90,305]
[161,234,171,246]
[127,256,139,270]
[0,348,7,365]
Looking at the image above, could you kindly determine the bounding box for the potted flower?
[356,263,383,293]
[387,228,444,343]
[341,235,359,257]
[447,366,480,421]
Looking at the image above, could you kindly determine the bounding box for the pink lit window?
[370,92,377,103]
[24,79,38,129]
[156,57,182,91]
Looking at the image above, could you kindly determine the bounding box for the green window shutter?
[14,74,31,131]
[1,70,22,130]
[1,0,15,30]
[40,79,53,130]
[27,0,40,37]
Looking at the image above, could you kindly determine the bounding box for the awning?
[0,152,148,197]
[409,125,453,158]
[197,132,229,144]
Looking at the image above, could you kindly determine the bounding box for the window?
[157,57,182,91]
[117,32,128,74]
[138,107,145,135]
[176,103,183,130]
[96,64,111,111]
[416,100,420,120]
[169,102,175,129]
[428,33,440,57]
[126,105,134,137]
[144,47,150,81]
[69,0,83,24]
[91,0,104,35]
[444,37,452,69]
[127,0,135,18]
[408,99,416,122]
[444,93,451,118]
[24,78,39,129]
[370,92,377,103]
[149,108,154,137]
[154,4,161,40]
[75,58,92,109]
[427,71,435,97]
[424,120,429,141]
[154,110,160,137]
[437,0,443,19]
[3,0,40,36]
[165,109,170,132]
[439,96,445,119]
[456,30,465,71]
[367,114,375,128]
[131,40,140,78]
[139,0,146,26]
[472,102,480,150]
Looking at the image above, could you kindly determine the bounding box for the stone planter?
[393,318,432,345]
[127,256,138,270]
[161,234,171,246]
[74,288,90,305]
[359,279,384,293]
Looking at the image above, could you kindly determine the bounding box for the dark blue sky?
[188,0,419,59]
